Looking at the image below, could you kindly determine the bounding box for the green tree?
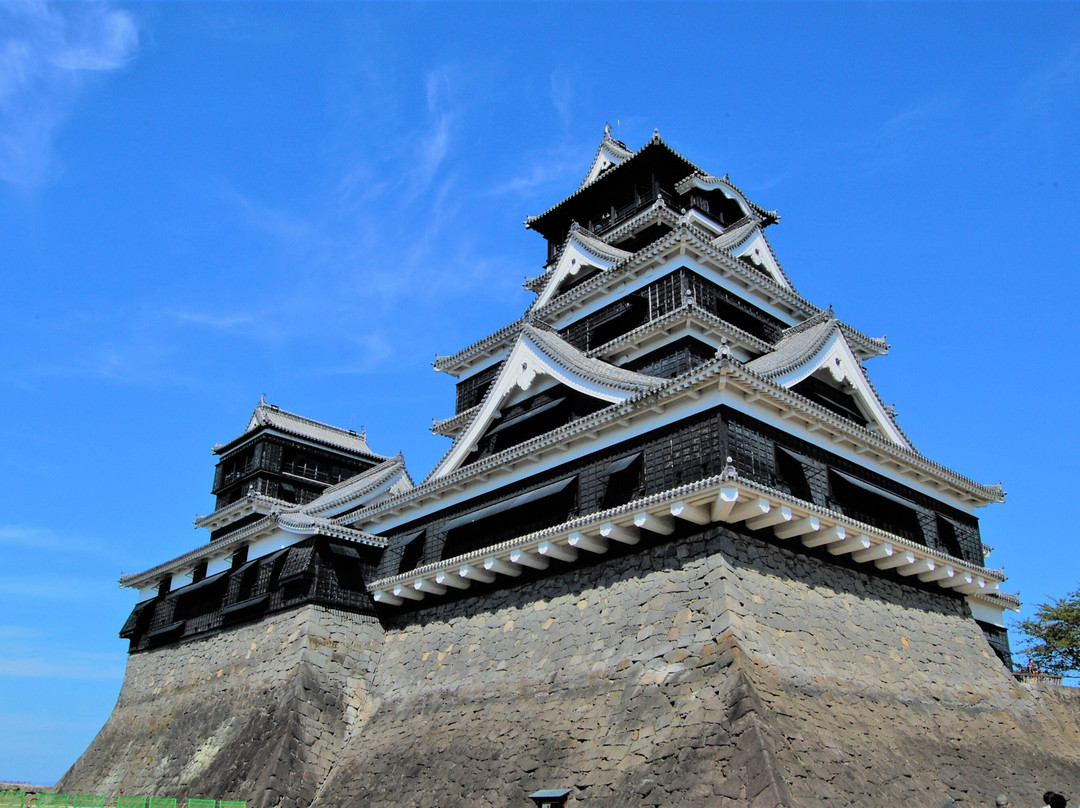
[1017,587,1080,675]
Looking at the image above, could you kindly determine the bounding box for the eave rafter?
[531,222,822,328]
[348,354,1002,544]
[427,326,663,481]
[194,493,282,532]
[119,513,389,592]
[368,473,1014,612]
[586,300,773,363]
[440,205,874,378]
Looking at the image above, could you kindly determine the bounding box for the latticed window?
[726,421,777,485]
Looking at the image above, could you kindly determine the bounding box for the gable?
[531,225,631,310]
[428,327,662,480]
[580,126,635,188]
[747,322,910,448]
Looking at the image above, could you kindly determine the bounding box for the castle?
[60,130,1079,807]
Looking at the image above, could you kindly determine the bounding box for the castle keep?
[61,131,1080,807]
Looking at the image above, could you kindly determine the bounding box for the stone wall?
[62,524,1080,808]
[59,607,383,808]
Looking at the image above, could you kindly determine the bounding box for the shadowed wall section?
[61,525,1080,807]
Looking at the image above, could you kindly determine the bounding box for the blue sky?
[2,1,1079,786]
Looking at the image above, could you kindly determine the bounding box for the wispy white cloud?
[403,67,453,202]
[0,1,138,187]
[856,95,951,176]
[1017,43,1080,121]
[215,181,319,244]
[549,70,574,136]
[485,150,581,197]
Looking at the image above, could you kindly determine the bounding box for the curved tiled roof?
[216,400,387,461]
[523,324,665,394]
[301,454,413,516]
[434,317,526,376]
[356,351,1004,534]
[745,318,837,378]
[674,173,780,225]
[586,300,773,361]
[531,222,822,325]
[527,223,634,288]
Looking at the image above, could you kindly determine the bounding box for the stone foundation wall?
[62,525,1080,808]
[59,607,383,808]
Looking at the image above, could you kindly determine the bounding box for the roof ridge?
[526,132,701,228]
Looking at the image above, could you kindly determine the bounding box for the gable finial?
[604,122,612,138]
[652,127,660,142]
[717,338,732,361]
[259,393,267,407]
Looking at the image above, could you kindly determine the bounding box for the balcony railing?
[590,189,680,238]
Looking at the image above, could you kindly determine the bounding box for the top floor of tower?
[526,126,779,267]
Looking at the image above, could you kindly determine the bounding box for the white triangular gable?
[769,328,910,448]
[580,127,634,189]
[731,229,792,290]
[531,226,631,310]
[429,331,643,479]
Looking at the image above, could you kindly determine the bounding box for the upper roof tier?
[213,398,389,462]
[526,130,702,242]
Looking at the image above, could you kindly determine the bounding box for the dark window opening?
[623,336,715,379]
[692,281,780,343]
[172,572,226,623]
[442,478,578,560]
[609,222,674,254]
[323,543,369,592]
[589,296,648,348]
[935,514,966,560]
[600,454,644,509]
[281,451,361,485]
[726,421,777,485]
[558,269,784,352]
[685,189,746,228]
[395,531,426,575]
[792,374,869,427]
[191,561,207,584]
[455,363,502,413]
[828,470,924,545]
[466,389,608,464]
[276,480,321,506]
[218,450,255,485]
[775,447,814,503]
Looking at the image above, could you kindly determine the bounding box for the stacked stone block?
[61,525,1080,807]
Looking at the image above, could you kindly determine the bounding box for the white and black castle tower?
[119,127,1014,661]
[67,130,1073,808]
